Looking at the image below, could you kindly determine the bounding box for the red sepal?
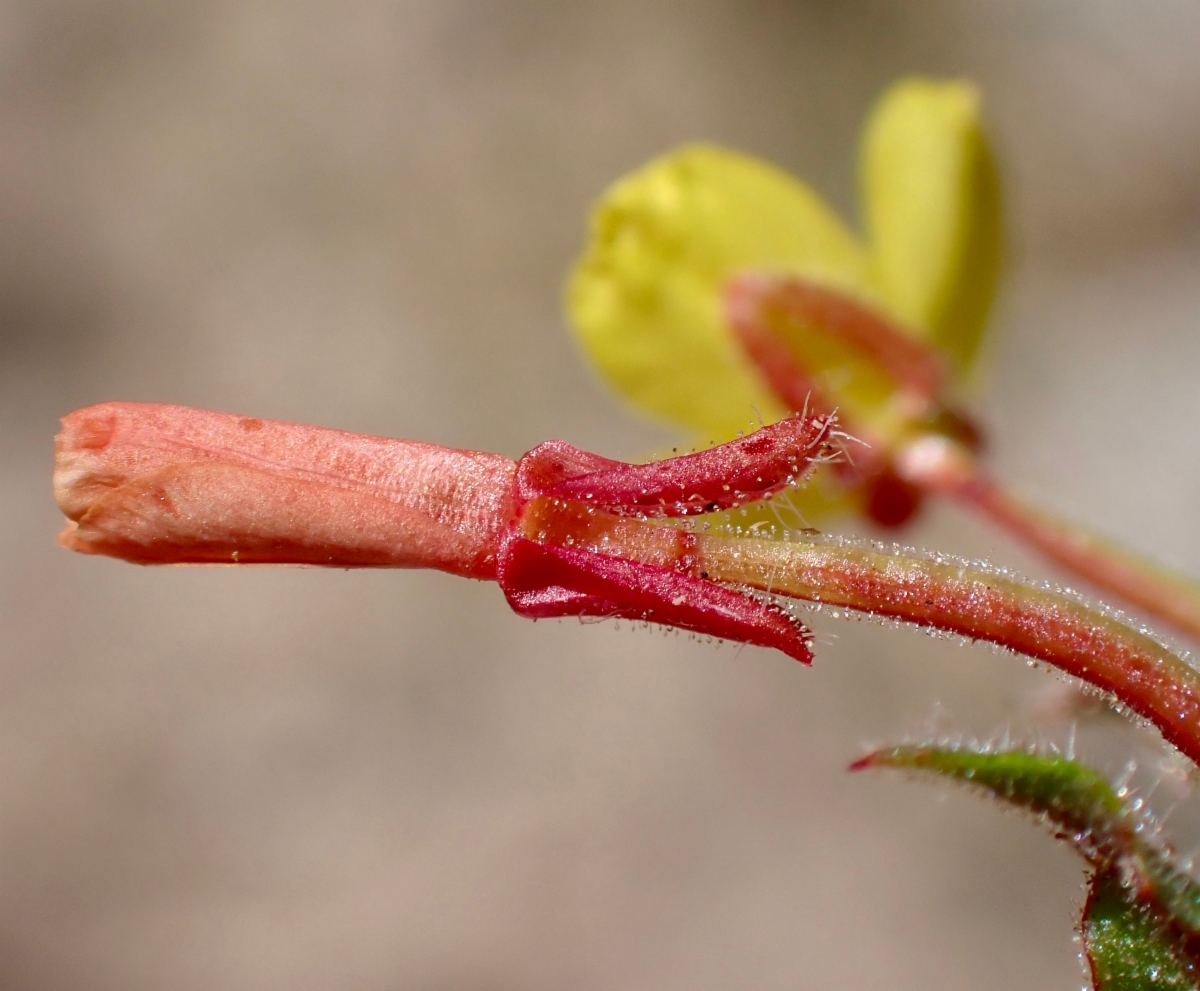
[515,414,835,518]
[497,535,813,663]
[726,272,946,402]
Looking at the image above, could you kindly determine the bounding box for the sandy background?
[3,2,1200,988]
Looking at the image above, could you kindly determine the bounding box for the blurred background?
[3,2,1200,988]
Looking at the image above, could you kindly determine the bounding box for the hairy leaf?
[852,745,1124,825]
[1084,871,1198,991]
[851,745,1127,860]
[856,745,1200,939]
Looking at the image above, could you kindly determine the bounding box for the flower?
[567,77,1000,503]
[54,401,1200,767]
[566,77,1200,644]
[55,401,836,662]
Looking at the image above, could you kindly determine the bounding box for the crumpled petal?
[860,77,1003,374]
[567,144,870,441]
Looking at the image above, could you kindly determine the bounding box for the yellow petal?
[860,78,1003,374]
[568,144,870,440]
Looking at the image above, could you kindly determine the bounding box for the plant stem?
[898,434,1200,643]
[702,531,1200,765]
[959,471,1200,643]
[520,497,1200,766]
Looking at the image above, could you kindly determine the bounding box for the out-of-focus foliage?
[858,745,1200,989]
[1084,872,1197,991]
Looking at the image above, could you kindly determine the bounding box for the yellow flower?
[567,77,1002,483]
[564,77,1200,643]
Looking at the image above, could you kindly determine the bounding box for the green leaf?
[856,745,1200,987]
[1084,871,1198,991]
[855,743,1200,964]
[851,744,1126,855]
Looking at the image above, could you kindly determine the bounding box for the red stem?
[954,469,1200,643]
[703,533,1200,766]
[522,496,1200,765]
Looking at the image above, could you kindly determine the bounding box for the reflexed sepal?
[515,413,837,517]
[497,535,813,663]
